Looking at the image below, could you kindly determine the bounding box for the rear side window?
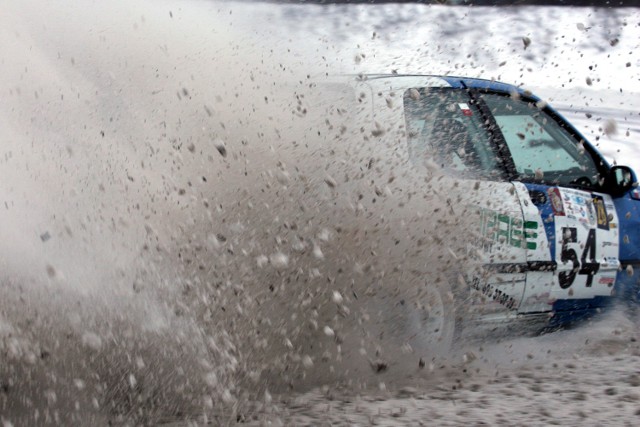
[403,87,501,180]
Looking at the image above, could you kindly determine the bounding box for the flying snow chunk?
[302,355,314,368]
[323,326,335,337]
[603,119,618,136]
[207,234,222,250]
[312,244,324,260]
[256,255,269,268]
[128,374,137,389]
[317,228,331,242]
[204,371,218,387]
[276,170,290,185]
[81,332,102,351]
[332,291,343,304]
[214,138,227,158]
[221,389,235,403]
[270,252,289,269]
[46,264,57,278]
[324,175,337,189]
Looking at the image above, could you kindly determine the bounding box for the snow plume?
[0,0,478,423]
[0,1,275,423]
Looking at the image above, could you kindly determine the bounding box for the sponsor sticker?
[548,188,565,216]
[592,194,609,230]
[458,103,473,116]
[598,276,615,286]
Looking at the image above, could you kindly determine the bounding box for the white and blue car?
[330,74,640,340]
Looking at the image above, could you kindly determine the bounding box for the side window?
[482,94,602,188]
[404,88,500,180]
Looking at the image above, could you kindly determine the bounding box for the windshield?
[481,93,603,189]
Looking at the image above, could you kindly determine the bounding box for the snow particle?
[128,374,137,389]
[302,355,314,368]
[204,371,218,387]
[45,264,57,278]
[256,255,268,268]
[81,332,102,351]
[317,228,330,242]
[603,119,618,136]
[221,389,235,403]
[534,169,544,180]
[332,291,343,304]
[270,252,289,269]
[324,175,337,189]
[214,139,227,157]
[312,244,324,260]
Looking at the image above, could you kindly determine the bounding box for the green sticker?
[479,208,538,250]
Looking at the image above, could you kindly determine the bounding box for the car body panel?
[614,193,640,263]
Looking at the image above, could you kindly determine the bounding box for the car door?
[399,84,529,318]
[478,92,621,314]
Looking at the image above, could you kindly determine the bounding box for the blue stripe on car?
[522,183,556,261]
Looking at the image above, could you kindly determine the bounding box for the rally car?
[316,74,640,345]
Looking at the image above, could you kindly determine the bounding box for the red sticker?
[548,188,565,216]
[458,103,473,116]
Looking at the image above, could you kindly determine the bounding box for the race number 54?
[558,227,600,289]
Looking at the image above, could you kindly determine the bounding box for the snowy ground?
[1,0,640,425]
[256,311,640,426]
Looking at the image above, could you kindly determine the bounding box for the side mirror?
[609,165,639,198]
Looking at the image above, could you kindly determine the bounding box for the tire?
[403,281,457,358]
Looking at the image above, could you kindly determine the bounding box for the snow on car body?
[324,74,640,330]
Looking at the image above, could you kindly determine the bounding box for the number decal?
[558,227,600,289]
[579,228,600,287]
[559,247,578,289]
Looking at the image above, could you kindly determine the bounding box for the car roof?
[353,74,540,100]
